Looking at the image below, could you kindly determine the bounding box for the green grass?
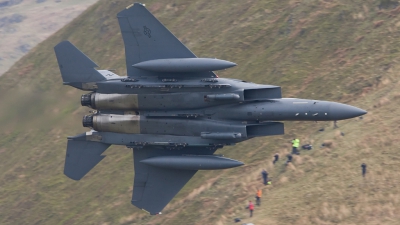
[1,0,400,224]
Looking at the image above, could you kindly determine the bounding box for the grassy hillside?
[0,0,400,224]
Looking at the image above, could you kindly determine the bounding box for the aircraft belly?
[91,132,245,146]
[140,118,246,137]
[88,113,248,138]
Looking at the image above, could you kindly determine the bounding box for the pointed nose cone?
[329,103,367,120]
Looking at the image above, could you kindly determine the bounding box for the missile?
[133,58,237,73]
[205,93,240,101]
[140,155,244,170]
[201,132,242,139]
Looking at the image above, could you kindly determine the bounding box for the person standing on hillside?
[292,138,300,155]
[256,189,262,206]
[361,163,367,177]
[261,169,268,185]
[286,154,293,165]
[248,200,254,217]
[273,153,279,164]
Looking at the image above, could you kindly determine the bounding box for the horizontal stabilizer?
[64,139,110,180]
[54,41,106,83]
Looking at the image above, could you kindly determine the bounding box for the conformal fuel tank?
[140,155,244,170]
[133,58,237,72]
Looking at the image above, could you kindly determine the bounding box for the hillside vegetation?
[0,0,98,76]
[0,0,400,224]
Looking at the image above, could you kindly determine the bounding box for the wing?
[131,146,217,214]
[117,3,216,78]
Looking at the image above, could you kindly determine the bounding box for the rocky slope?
[0,0,98,76]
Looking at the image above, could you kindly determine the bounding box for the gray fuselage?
[79,77,365,148]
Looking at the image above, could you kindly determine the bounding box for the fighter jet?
[54,3,366,215]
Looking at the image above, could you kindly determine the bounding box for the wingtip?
[126,3,145,9]
[130,202,161,215]
[54,40,71,49]
[63,172,81,181]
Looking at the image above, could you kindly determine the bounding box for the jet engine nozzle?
[82,115,94,127]
[81,93,93,107]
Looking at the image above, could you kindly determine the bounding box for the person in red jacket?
[248,200,254,217]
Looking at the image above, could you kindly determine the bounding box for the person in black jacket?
[273,153,279,164]
[261,169,268,185]
[285,154,293,165]
[361,163,367,177]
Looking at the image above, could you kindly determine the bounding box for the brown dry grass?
[374,20,385,28]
